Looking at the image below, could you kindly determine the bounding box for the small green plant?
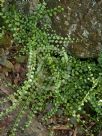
[0,1,102,136]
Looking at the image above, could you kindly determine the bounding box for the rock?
[17,0,39,15]
[45,0,102,58]
[98,131,102,136]
[5,0,39,15]
[24,117,48,136]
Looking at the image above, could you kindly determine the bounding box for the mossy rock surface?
[45,0,102,58]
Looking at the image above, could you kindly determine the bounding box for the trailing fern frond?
[0,1,102,136]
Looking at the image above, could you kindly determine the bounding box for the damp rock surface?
[5,0,39,14]
[46,0,102,58]
[20,117,48,136]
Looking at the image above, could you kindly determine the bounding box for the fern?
[0,1,102,136]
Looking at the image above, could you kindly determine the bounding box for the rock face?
[45,0,102,58]
[5,0,39,14]
[23,118,48,136]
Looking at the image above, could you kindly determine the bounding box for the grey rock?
[45,0,102,58]
[24,117,48,136]
[5,0,39,15]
